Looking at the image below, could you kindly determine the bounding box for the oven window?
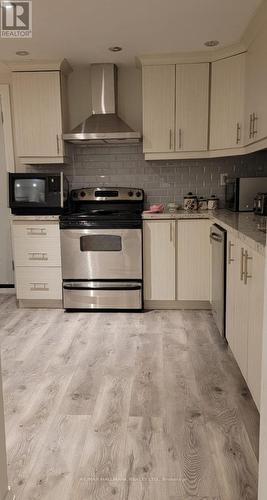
[14,179,45,203]
[80,235,122,252]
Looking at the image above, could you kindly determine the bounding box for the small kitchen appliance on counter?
[9,173,69,215]
[225,176,267,212]
[183,192,198,210]
[60,187,144,311]
[254,192,267,216]
[208,195,219,210]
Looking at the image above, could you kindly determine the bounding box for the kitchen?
[1,0,267,499]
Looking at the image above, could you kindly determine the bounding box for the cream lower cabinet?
[143,219,211,303]
[176,219,211,300]
[143,220,176,300]
[12,220,62,307]
[0,358,9,500]
[226,233,264,410]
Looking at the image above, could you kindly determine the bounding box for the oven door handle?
[63,282,142,291]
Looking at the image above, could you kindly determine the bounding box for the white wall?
[68,64,143,132]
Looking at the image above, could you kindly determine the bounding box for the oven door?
[60,228,142,280]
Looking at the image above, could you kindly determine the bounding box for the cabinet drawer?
[15,267,62,300]
[12,221,59,240]
[13,237,61,267]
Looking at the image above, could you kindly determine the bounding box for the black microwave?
[9,173,69,215]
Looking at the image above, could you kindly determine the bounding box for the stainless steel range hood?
[63,63,141,145]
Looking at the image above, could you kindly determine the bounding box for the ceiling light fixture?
[16,50,30,56]
[204,40,219,47]
[108,46,122,52]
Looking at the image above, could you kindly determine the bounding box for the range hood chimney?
[63,63,141,144]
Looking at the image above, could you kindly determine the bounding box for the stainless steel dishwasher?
[210,224,227,337]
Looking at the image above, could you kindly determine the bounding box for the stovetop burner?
[60,186,144,229]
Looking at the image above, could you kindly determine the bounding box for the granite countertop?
[142,209,267,255]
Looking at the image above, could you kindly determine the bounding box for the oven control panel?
[71,187,144,201]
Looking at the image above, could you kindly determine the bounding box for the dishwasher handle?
[210,232,223,243]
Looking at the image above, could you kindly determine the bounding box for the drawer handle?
[228,241,234,264]
[28,252,48,261]
[26,228,47,236]
[30,282,49,291]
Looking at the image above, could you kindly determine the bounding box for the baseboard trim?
[19,299,63,309]
[0,288,16,295]
[144,300,211,310]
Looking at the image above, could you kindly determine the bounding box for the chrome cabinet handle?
[30,282,49,291]
[210,232,223,242]
[56,134,60,155]
[236,123,241,144]
[240,248,245,280]
[228,241,234,264]
[249,114,253,139]
[169,129,172,150]
[244,250,252,285]
[28,252,48,261]
[252,113,258,138]
[178,128,182,149]
[26,227,47,236]
[170,222,173,242]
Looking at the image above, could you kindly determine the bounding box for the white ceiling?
[0,0,262,67]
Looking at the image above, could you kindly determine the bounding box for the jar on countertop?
[183,192,198,211]
[198,197,208,210]
[208,195,219,210]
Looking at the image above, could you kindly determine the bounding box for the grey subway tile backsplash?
[28,143,267,209]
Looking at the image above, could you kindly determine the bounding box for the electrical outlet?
[220,173,228,186]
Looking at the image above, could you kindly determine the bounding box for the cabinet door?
[142,65,175,153]
[247,249,265,410]
[143,220,176,300]
[176,219,211,301]
[245,27,267,144]
[12,71,63,158]
[210,53,245,150]
[232,240,251,381]
[176,63,209,151]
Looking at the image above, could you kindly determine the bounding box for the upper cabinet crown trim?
[5,59,72,75]
[137,43,247,67]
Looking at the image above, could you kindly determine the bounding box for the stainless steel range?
[59,187,144,311]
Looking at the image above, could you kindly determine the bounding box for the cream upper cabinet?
[143,220,176,300]
[176,219,211,301]
[245,27,267,145]
[210,53,245,150]
[176,63,209,151]
[12,70,68,164]
[142,65,175,153]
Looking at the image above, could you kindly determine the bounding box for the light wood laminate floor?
[0,295,259,500]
